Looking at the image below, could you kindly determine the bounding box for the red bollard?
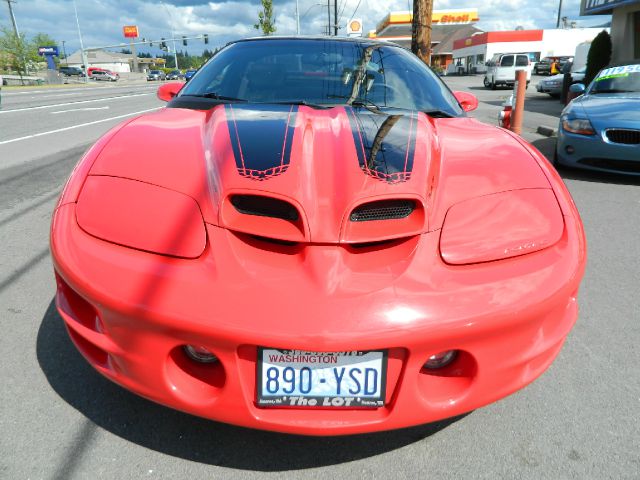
[510,70,527,136]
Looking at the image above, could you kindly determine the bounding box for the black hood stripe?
[347,107,418,184]
[226,104,298,181]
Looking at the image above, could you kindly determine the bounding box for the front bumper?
[51,203,585,435]
[557,127,640,174]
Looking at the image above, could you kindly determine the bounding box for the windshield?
[588,64,640,94]
[179,38,463,115]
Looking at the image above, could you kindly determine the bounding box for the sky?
[1,0,611,57]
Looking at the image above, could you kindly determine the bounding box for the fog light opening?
[424,350,458,370]
[183,345,218,363]
[565,145,575,155]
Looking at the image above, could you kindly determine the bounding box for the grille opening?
[230,195,299,222]
[350,239,399,249]
[350,200,415,222]
[605,129,640,145]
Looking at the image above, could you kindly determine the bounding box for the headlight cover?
[561,116,595,135]
[76,176,206,258]
[439,189,564,265]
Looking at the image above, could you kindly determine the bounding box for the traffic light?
[161,38,167,49]
[203,34,209,44]
[182,36,187,46]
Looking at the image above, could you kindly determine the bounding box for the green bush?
[584,30,612,86]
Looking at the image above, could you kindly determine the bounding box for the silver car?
[537,68,585,97]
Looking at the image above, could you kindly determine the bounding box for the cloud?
[1,0,609,57]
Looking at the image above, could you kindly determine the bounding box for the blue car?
[556,63,640,174]
[184,69,198,82]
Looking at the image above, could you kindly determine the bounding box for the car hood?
[572,94,640,126]
[88,105,551,243]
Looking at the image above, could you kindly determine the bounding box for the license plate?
[257,348,387,408]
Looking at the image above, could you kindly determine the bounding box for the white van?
[483,53,531,90]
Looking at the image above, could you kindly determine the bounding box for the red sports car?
[51,37,586,435]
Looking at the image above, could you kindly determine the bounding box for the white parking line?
[0,92,153,114]
[51,106,110,114]
[0,107,161,145]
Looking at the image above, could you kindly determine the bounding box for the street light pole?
[72,0,89,83]
[163,3,179,70]
[295,0,300,35]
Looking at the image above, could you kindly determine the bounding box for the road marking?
[0,92,153,114]
[51,106,110,114]
[0,107,161,145]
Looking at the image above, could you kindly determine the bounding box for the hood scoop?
[231,195,300,221]
[350,199,416,222]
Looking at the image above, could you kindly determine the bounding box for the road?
[1,78,639,480]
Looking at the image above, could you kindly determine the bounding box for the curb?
[537,125,557,137]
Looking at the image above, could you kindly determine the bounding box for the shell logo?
[348,19,363,36]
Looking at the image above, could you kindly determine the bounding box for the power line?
[349,0,362,21]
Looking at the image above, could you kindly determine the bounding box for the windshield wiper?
[350,99,382,113]
[271,100,330,109]
[423,109,454,118]
[183,93,248,102]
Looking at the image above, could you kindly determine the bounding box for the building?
[368,9,483,69]
[452,28,608,73]
[581,0,640,62]
[65,50,164,73]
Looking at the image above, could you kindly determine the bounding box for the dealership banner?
[581,0,639,15]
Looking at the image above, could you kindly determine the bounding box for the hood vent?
[350,200,415,222]
[231,195,299,222]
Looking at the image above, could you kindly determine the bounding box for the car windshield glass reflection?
[590,66,640,94]
[179,39,462,115]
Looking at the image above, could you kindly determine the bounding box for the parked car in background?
[166,70,183,80]
[484,53,531,89]
[147,70,166,81]
[556,62,640,174]
[534,56,573,75]
[90,69,119,82]
[59,66,85,77]
[184,69,197,81]
[537,67,586,97]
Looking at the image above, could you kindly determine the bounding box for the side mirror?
[157,82,183,102]
[453,90,479,112]
[569,83,585,94]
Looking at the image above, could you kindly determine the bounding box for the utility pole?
[62,40,68,64]
[5,0,20,36]
[334,0,338,35]
[556,0,563,28]
[411,0,433,65]
[327,0,331,36]
[295,0,300,35]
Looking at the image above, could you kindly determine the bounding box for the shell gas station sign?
[374,8,479,34]
[123,25,139,38]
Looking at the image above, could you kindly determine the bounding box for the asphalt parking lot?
[1,77,639,479]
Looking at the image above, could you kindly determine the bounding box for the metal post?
[510,70,527,135]
[295,0,300,35]
[556,0,563,29]
[334,0,338,35]
[62,40,68,64]
[163,3,179,70]
[72,0,89,83]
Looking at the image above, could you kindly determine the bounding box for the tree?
[254,0,276,35]
[0,26,30,77]
[584,30,612,86]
